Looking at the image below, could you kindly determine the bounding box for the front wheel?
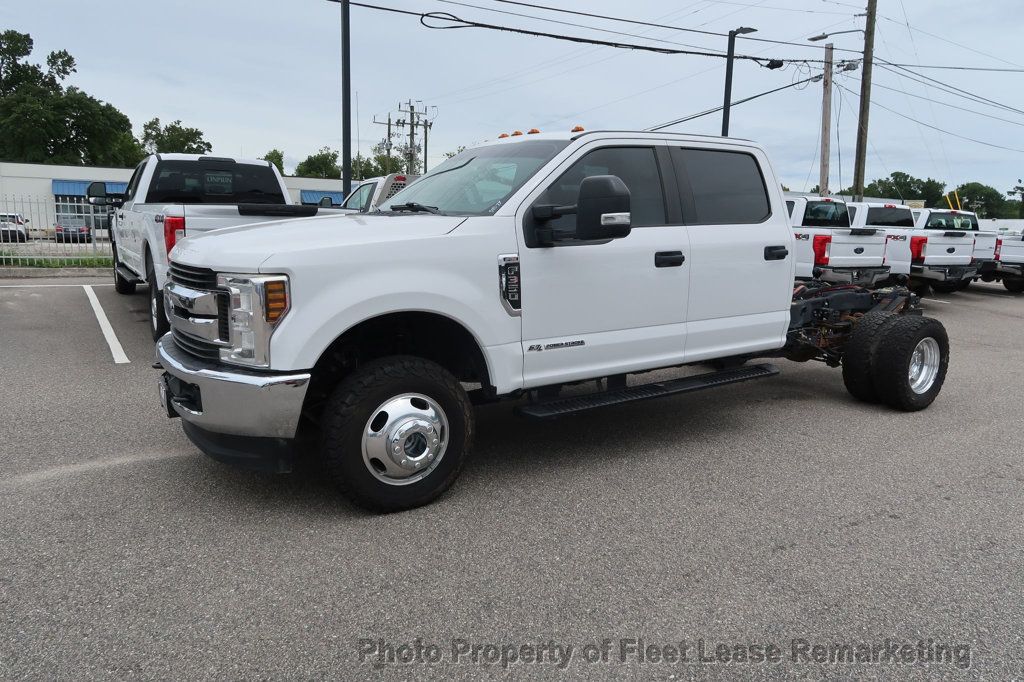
[147,258,169,341]
[320,356,473,512]
[112,241,136,295]
[871,316,949,412]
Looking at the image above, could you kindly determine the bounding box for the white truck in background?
[913,208,996,292]
[847,202,975,294]
[338,173,419,212]
[88,154,344,340]
[993,233,1024,293]
[786,196,889,286]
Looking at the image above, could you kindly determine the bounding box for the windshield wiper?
[389,202,440,214]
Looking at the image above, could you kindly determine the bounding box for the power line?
[834,82,1024,154]
[646,76,818,131]
[875,61,1024,118]
[861,78,1024,129]
[878,15,1024,69]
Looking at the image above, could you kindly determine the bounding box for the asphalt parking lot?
[2,277,1022,679]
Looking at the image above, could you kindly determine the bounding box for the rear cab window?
[801,201,850,228]
[144,160,286,205]
[924,212,978,231]
[865,207,914,228]
[674,148,771,225]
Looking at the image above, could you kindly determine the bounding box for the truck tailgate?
[921,230,973,265]
[179,204,319,235]
[1000,235,1024,264]
[825,228,886,267]
[972,231,997,261]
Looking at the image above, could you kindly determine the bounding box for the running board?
[116,263,143,284]
[516,363,780,419]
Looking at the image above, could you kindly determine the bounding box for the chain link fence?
[0,194,114,268]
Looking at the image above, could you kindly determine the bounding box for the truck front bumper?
[911,264,977,282]
[156,335,311,472]
[818,266,890,287]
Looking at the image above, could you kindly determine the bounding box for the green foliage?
[140,117,212,154]
[262,149,285,175]
[0,30,144,166]
[443,145,467,160]
[295,147,340,179]
[954,182,1010,218]
[861,172,946,207]
[353,151,405,179]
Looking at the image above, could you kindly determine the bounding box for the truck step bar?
[516,363,780,419]
[116,263,143,284]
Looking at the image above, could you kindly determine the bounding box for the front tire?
[147,257,169,341]
[112,241,136,295]
[320,356,474,512]
[871,316,949,412]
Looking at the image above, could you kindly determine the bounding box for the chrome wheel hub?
[908,337,940,394]
[362,393,448,486]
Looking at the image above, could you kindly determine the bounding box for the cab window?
[343,183,376,211]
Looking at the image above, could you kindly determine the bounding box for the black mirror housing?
[318,196,333,207]
[575,175,631,241]
[86,181,107,199]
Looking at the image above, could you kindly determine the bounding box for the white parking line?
[82,285,130,364]
[921,298,951,305]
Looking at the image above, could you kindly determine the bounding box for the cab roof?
[151,153,272,167]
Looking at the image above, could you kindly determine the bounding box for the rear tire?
[871,316,949,412]
[1004,278,1024,294]
[320,356,474,513]
[147,256,169,341]
[956,278,971,291]
[112,241,136,295]
[841,311,897,403]
[929,280,960,294]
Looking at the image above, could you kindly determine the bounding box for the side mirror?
[86,181,107,204]
[575,175,631,241]
[318,196,333,207]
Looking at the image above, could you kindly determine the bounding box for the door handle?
[654,251,685,267]
[117,212,124,220]
[764,245,789,261]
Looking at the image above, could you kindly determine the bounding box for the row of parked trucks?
[83,133,1020,512]
[787,196,1024,294]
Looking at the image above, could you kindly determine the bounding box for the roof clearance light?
[528,128,541,134]
[511,130,524,136]
[571,125,585,132]
[498,133,510,139]
[884,204,896,208]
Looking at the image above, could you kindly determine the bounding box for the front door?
[515,141,690,389]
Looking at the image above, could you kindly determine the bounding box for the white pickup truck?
[913,208,996,293]
[338,173,419,212]
[88,154,341,340]
[847,202,975,293]
[786,196,889,286]
[155,130,950,511]
[994,233,1024,293]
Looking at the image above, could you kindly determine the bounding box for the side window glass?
[342,184,371,210]
[535,146,666,232]
[124,162,145,202]
[785,200,794,217]
[848,206,858,222]
[679,149,770,225]
[360,183,377,212]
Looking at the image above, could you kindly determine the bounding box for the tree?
[294,146,340,178]
[443,145,466,160]
[0,30,143,166]
[1009,181,1024,219]
[141,117,212,154]
[954,182,1006,218]
[861,171,946,207]
[262,149,285,175]
[353,153,403,180]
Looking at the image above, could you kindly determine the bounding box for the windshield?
[802,201,850,228]
[866,207,914,227]
[924,211,978,231]
[382,140,570,215]
[146,160,286,205]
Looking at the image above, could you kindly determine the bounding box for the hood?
[169,212,466,272]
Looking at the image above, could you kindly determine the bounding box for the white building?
[0,160,348,236]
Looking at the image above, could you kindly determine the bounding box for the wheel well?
[304,312,492,417]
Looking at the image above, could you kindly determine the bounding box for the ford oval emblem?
[854,247,864,254]
[947,247,955,253]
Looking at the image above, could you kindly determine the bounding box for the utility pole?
[721,27,757,137]
[852,0,877,201]
[339,0,352,196]
[372,113,395,169]
[819,43,834,196]
[422,119,432,173]
[407,101,416,173]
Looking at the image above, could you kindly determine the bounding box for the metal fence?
[0,194,114,268]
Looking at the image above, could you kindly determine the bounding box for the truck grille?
[171,328,222,362]
[169,262,219,289]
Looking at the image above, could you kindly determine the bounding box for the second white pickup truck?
[787,196,889,286]
[913,208,996,293]
[88,154,341,340]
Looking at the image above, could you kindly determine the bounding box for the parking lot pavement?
[2,278,1022,678]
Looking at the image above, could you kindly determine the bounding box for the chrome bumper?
[156,334,310,439]
[912,264,977,282]
[997,262,1024,277]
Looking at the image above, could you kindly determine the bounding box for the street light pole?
[340,0,352,197]
[852,0,877,201]
[721,27,756,137]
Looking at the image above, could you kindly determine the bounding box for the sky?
[3,0,1023,194]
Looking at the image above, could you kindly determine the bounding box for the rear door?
[671,145,793,361]
[864,205,913,275]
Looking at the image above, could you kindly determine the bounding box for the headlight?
[216,274,290,368]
